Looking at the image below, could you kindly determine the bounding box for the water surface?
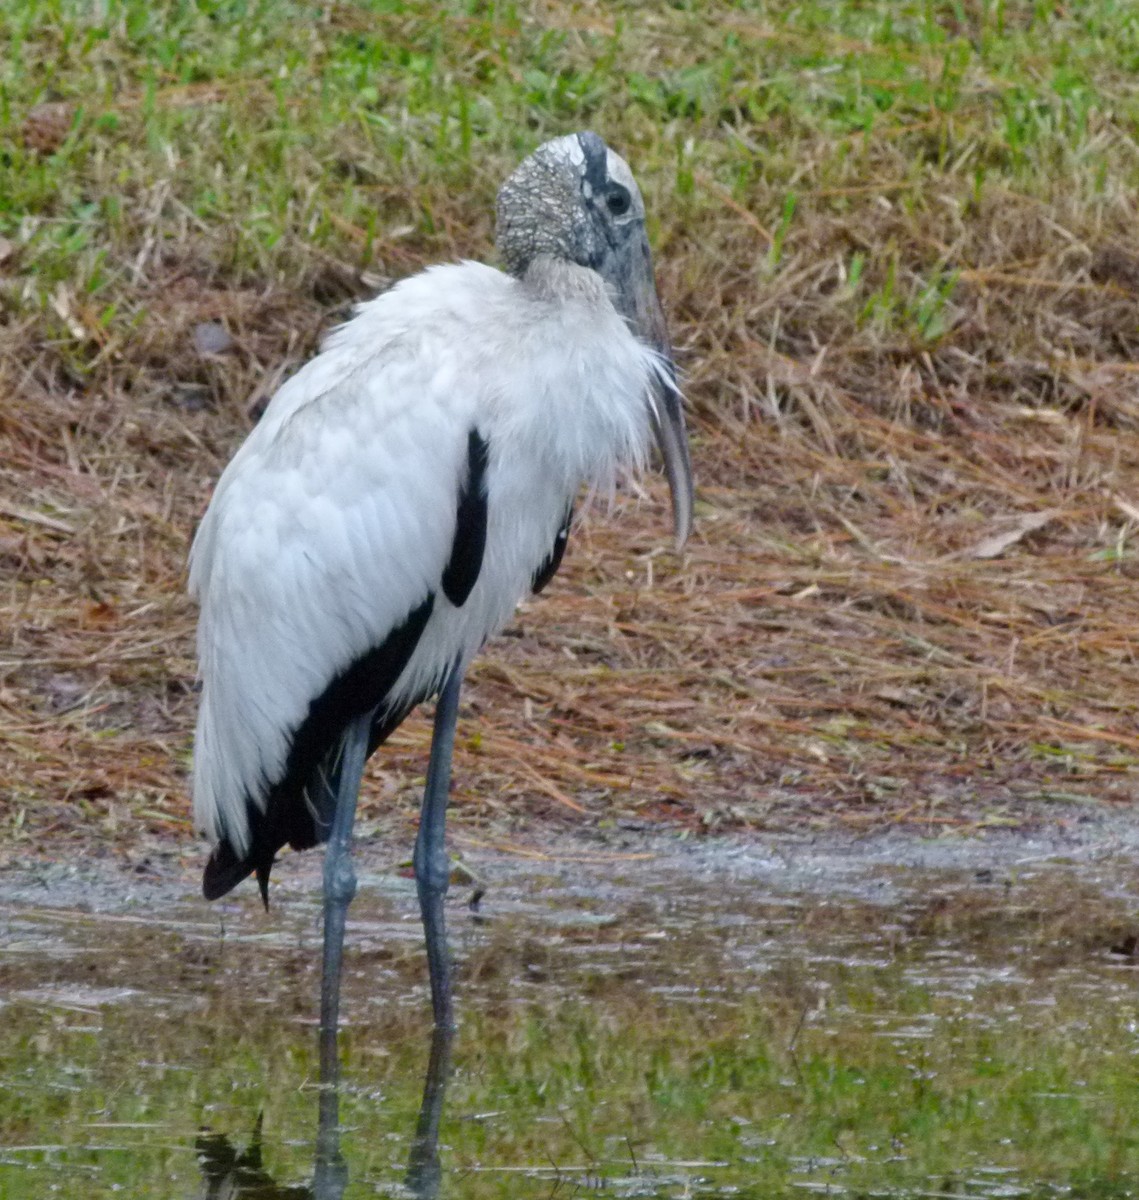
[3,825,1139,1197]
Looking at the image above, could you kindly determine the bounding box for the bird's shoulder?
[326,261,520,361]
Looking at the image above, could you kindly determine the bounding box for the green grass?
[3,0,1139,355]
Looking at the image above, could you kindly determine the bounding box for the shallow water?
[3,826,1139,1198]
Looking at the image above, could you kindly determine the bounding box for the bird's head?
[496,131,693,549]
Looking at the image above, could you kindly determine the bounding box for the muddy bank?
[2,803,1138,915]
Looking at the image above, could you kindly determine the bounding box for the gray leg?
[313,1082,348,1200]
[404,1022,454,1198]
[319,709,373,1085]
[415,664,463,1029]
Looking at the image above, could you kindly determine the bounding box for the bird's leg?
[404,1021,454,1198]
[319,708,373,1085]
[313,1082,348,1200]
[415,663,463,1029]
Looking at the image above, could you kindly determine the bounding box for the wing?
[191,277,497,898]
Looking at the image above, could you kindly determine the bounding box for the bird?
[189,131,694,1046]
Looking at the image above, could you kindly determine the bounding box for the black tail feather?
[203,838,262,902]
[200,694,426,908]
[200,593,437,908]
[202,795,306,908]
[255,860,272,909]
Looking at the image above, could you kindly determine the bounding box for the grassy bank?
[3,0,1139,863]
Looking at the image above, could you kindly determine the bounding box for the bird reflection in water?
[196,1023,453,1200]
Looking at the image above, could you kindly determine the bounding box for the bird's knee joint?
[324,856,357,906]
[414,852,450,897]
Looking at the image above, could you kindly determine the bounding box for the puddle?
[3,823,1139,1197]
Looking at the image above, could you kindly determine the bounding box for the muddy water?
[3,822,1139,1198]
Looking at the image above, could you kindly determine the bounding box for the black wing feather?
[531,503,573,595]
[441,429,489,607]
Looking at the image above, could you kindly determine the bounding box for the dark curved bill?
[603,228,694,549]
[648,365,694,550]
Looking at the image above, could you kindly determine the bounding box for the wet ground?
[4,814,1139,1198]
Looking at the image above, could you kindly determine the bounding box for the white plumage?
[189,131,692,1032]
[191,259,661,853]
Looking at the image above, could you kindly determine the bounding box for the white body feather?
[191,259,660,853]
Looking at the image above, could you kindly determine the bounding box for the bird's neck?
[521,254,612,309]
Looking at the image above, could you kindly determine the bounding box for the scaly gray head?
[496,132,694,548]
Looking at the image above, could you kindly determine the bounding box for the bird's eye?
[605,185,631,216]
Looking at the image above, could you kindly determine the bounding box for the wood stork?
[189,132,693,1044]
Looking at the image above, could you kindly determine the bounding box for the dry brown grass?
[6,192,1138,870]
[3,2,1139,873]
